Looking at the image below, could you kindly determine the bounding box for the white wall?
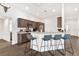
[3,19,10,41]
[0,19,10,41]
[43,17,57,32]
[0,19,4,39]
[65,19,79,36]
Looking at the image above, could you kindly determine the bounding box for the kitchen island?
[30,32,66,52]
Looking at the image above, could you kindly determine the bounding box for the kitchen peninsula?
[30,32,65,52]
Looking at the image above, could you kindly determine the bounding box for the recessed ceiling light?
[74,8,78,11]
[25,6,29,10]
[52,9,56,12]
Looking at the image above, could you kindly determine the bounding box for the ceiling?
[0,3,62,19]
[0,3,79,20]
[64,3,79,20]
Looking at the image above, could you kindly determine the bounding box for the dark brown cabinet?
[18,18,45,32]
[18,18,27,27]
[57,17,62,32]
[17,33,30,44]
[17,18,45,44]
[57,17,62,28]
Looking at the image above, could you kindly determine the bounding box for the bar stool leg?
[69,39,74,55]
[56,40,64,50]
[64,40,66,56]
[54,40,57,55]
[50,40,54,56]
[55,40,62,55]
[60,39,65,55]
[59,39,65,55]
[40,40,44,56]
[64,39,74,56]
[31,40,33,56]
[47,41,49,55]
[53,40,55,55]
[47,40,54,56]
[40,40,53,56]
[56,40,64,55]
[36,39,42,56]
[51,40,53,50]
[56,40,59,55]
[44,41,46,55]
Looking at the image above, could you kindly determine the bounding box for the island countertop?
[30,32,65,52]
[18,31,68,35]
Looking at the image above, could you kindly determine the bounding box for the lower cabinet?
[18,33,30,44]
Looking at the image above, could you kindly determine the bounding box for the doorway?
[0,17,11,49]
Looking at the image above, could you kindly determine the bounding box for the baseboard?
[0,39,4,40]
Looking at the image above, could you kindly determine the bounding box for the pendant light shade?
[0,3,10,13]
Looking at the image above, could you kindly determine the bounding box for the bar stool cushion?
[53,35,62,40]
[62,34,71,40]
[27,34,37,40]
[42,35,53,41]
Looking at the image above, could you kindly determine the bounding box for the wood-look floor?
[0,36,79,56]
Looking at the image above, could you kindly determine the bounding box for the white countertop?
[30,32,67,34]
[18,32,29,34]
[18,31,68,34]
[30,32,65,52]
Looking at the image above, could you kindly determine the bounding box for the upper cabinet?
[57,17,62,28]
[57,17,62,32]
[17,18,45,32]
[18,18,27,27]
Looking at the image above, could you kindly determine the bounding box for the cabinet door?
[18,18,21,27]
[21,34,27,43]
[18,18,27,27]
[18,34,29,44]
[57,17,62,28]
[32,22,36,29]
[20,19,25,27]
[18,18,45,32]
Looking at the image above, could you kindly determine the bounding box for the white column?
[62,3,65,31]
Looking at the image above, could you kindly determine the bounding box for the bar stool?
[40,35,53,56]
[53,34,63,55]
[62,34,74,55]
[24,34,39,56]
